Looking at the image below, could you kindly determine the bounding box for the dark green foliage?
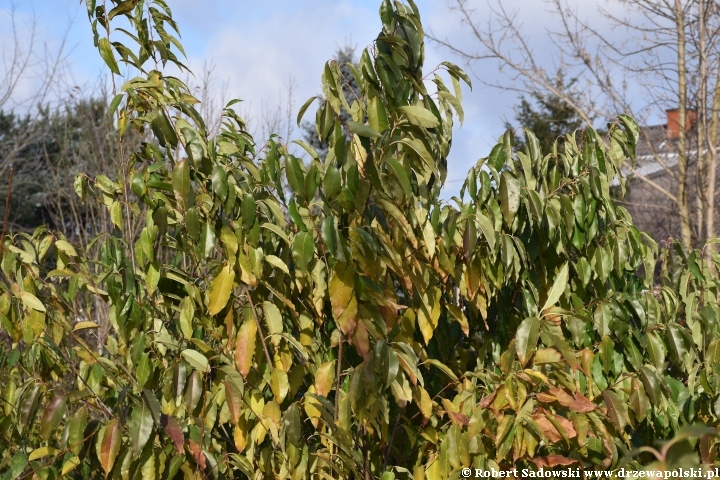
[506,73,586,153]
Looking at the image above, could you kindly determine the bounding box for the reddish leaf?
[39,394,67,441]
[224,381,242,425]
[540,387,596,413]
[99,419,121,476]
[188,439,206,471]
[532,414,576,443]
[479,390,497,409]
[161,414,184,455]
[447,411,469,427]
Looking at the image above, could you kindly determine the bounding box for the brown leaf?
[161,414,184,455]
[530,455,579,468]
[544,387,596,413]
[532,414,576,443]
[441,398,470,426]
[478,390,497,409]
[448,411,470,427]
[188,439,206,470]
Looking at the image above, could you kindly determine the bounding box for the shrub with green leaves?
[1,1,720,479]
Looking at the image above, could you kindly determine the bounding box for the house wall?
[618,165,720,246]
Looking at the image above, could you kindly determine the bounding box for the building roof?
[631,124,679,178]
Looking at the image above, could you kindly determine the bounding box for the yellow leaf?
[110,200,123,230]
[270,369,289,403]
[233,422,248,453]
[73,321,99,331]
[417,386,432,420]
[208,262,234,315]
[249,389,264,417]
[303,387,321,428]
[314,361,336,397]
[29,446,58,461]
[61,456,81,476]
[329,263,358,335]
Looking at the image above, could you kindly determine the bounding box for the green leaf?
[387,158,412,199]
[18,291,46,312]
[441,61,473,88]
[241,193,256,227]
[98,38,120,75]
[515,317,540,366]
[297,96,317,126]
[602,390,628,432]
[476,212,496,251]
[292,231,314,272]
[9,453,28,479]
[324,165,342,200]
[212,166,228,201]
[172,159,192,210]
[108,0,138,19]
[368,96,389,133]
[262,301,283,337]
[541,262,569,312]
[179,296,194,339]
[499,171,520,225]
[181,349,209,373]
[207,262,234,316]
[67,408,88,455]
[200,221,216,258]
[347,121,381,139]
[39,394,67,441]
[108,94,124,118]
[397,105,440,128]
[129,403,153,458]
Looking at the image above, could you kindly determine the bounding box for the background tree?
[430,0,720,249]
[505,72,587,153]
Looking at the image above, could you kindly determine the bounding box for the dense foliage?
[1,0,720,478]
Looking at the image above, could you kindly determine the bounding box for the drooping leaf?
[39,394,67,441]
[235,319,257,379]
[207,262,234,316]
[541,262,569,312]
[181,349,209,373]
[515,317,540,366]
[397,105,440,128]
[129,403,154,458]
[98,419,121,475]
[98,38,120,75]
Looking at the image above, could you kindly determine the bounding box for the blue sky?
[1,0,642,199]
